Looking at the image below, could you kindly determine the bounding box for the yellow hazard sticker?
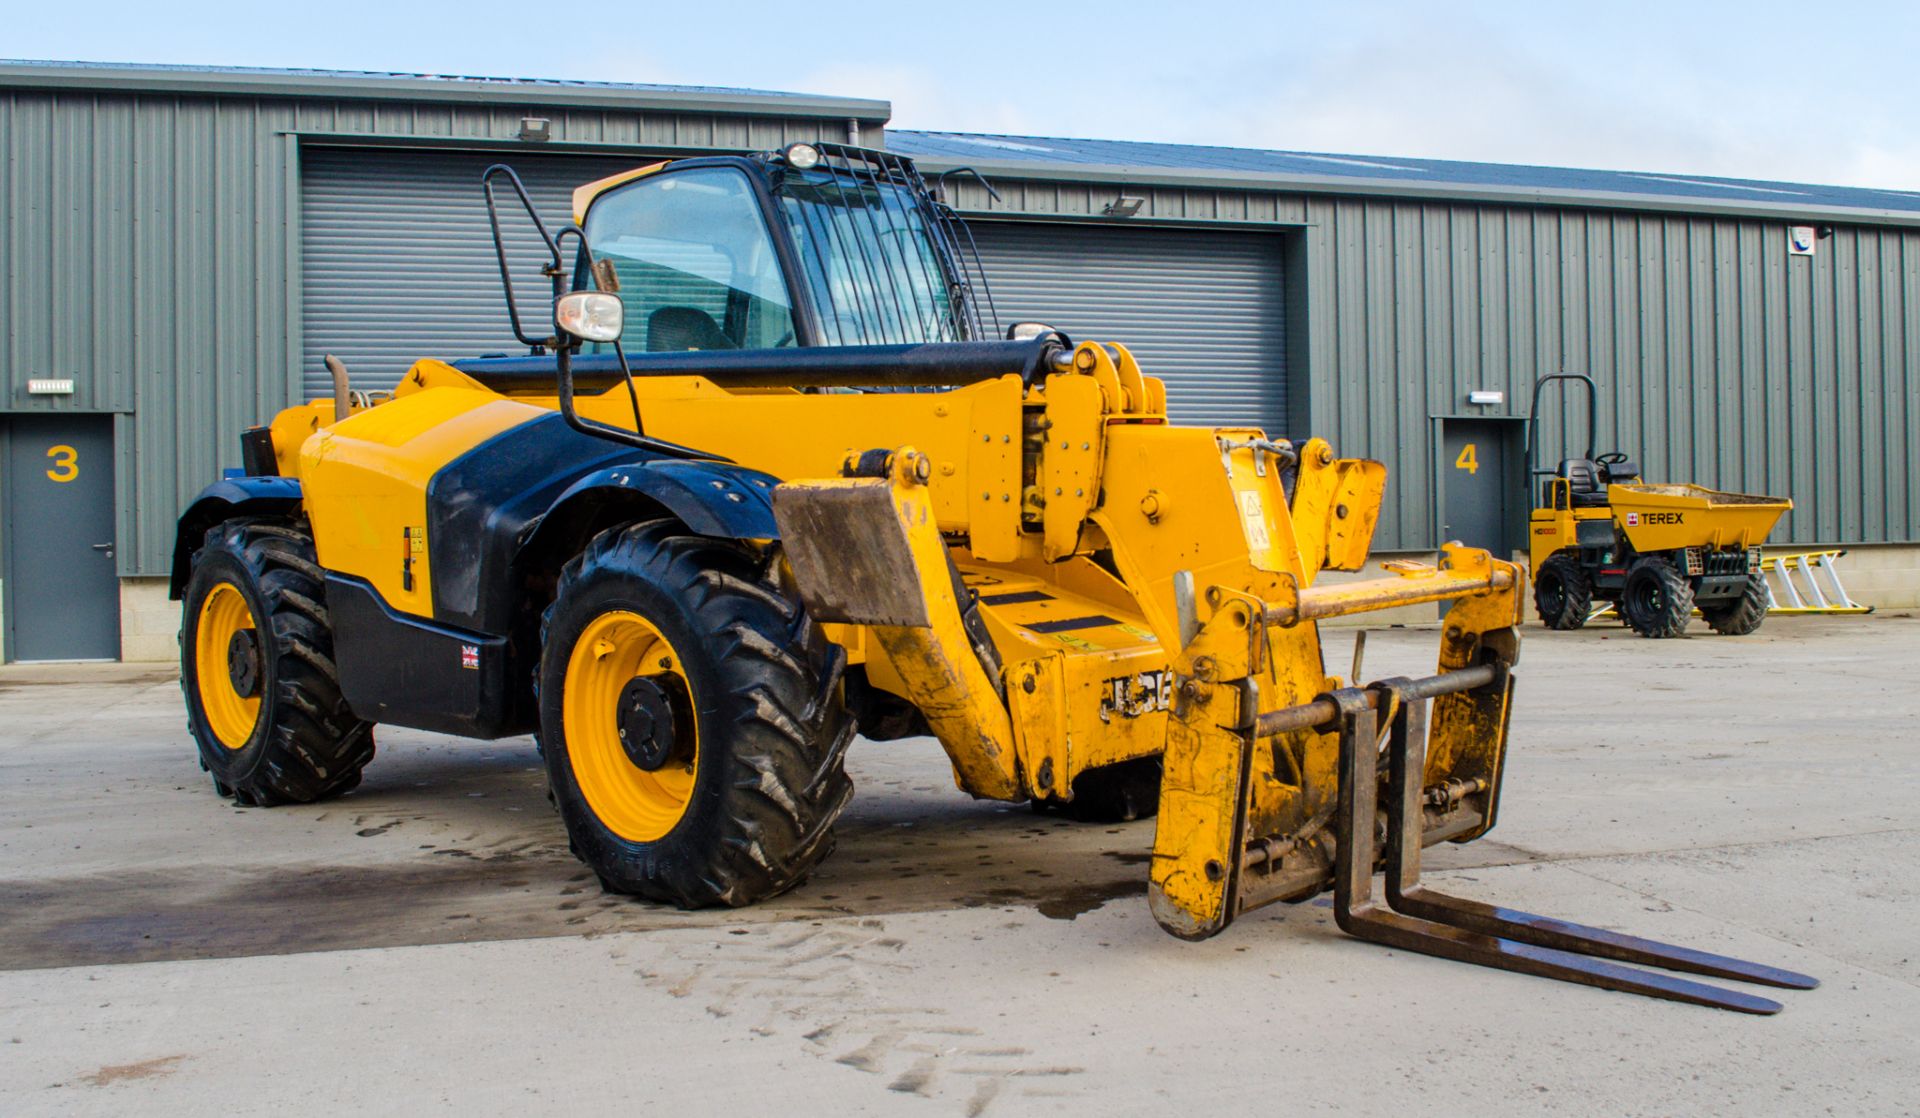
[1239,490,1271,551]
[1052,633,1104,652]
[1117,623,1156,642]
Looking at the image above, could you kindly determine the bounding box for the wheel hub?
[226,629,261,699]
[617,675,678,772]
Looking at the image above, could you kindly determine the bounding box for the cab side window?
[583,167,797,352]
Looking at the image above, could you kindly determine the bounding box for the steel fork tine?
[1377,688,1818,992]
[1329,691,1790,1014]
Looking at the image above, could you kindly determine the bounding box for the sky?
[7,0,1918,190]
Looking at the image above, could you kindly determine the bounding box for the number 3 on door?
[1453,443,1478,476]
[46,444,79,483]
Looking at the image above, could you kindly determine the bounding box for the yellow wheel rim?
[562,610,698,843]
[195,581,262,750]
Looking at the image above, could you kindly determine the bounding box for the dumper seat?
[1559,458,1611,507]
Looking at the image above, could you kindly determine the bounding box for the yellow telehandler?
[172,144,1813,1011]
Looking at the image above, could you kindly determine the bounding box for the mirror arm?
[548,225,716,462]
[554,225,647,441]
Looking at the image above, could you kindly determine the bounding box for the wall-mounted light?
[1468,389,1504,406]
[1103,195,1145,218]
[517,117,552,143]
[27,378,76,395]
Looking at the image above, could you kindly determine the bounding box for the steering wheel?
[1595,451,1630,466]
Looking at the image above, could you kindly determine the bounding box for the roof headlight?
[784,143,822,170]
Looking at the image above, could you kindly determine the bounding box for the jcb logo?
[1100,670,1173,721]
[1627,511,1684,526]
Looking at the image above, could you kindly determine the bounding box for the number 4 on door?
[1454,443,1478,475]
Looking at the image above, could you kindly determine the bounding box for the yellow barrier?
[1762,550,1874,615]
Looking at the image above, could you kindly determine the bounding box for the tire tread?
[181,518,375,804]
[540,521,854,909]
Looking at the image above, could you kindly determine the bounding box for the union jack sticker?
[1624,512,1639,526]
[460,644,480,670]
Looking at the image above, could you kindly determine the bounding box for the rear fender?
[169,476,304,599]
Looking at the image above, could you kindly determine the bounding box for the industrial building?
[2,60,1915,662]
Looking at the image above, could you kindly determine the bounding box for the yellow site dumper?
[1527,373,1792,637]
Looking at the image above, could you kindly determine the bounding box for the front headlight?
[555,291,624,343]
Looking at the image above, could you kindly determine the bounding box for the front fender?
[518,458,784,574]
[170,476,304,599]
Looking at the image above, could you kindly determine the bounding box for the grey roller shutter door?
[300,147,658,397]
[965,222,1286,431]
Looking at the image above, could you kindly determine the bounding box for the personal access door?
[1439,418,1521,556]
[4,415,120,661]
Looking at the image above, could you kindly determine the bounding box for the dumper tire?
[1032,756,1162,822]
[539,521,854,908]
[1701,572,1769,636]
[180,518,376,806]
[1533,552,1592,630]
[1621,556,1694,639]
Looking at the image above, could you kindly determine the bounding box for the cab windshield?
[774,168,972,346]
[580,159,979,353]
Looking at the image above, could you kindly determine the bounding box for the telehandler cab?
[174,143,1813,1011]
[1526,373,1791,637]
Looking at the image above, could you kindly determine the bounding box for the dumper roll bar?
[1525,371,1599,480]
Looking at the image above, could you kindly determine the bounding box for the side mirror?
[555,291,624,343]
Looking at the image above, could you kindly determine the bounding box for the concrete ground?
[1,613,1916,1115]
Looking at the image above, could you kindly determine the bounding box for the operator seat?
[1558,458,1612,508]
[647,307,737,353]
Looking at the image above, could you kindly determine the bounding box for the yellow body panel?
[1527,502,1614,570]
[1528,477,1791,570]
[1608,483,1791,551]
[964,562,1167,795]
[572,161,669,223]
[570,375,1031,560]
[296,388,548,615]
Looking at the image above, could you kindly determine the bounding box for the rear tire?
[1533,552,1593,631]
[538,521,854,908]
[1702,572,1769,636]
[1621,556,1694,639]
[180,519,375,805]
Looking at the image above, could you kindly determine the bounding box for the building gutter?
[901,153,1920,230]
[0,61,892,125]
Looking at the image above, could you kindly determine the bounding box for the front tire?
[1533,552,1593,630]
[539,521,854,908]
[1702,572,1769,636]
[180,519,375,805]
[1621,556,1695,639]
